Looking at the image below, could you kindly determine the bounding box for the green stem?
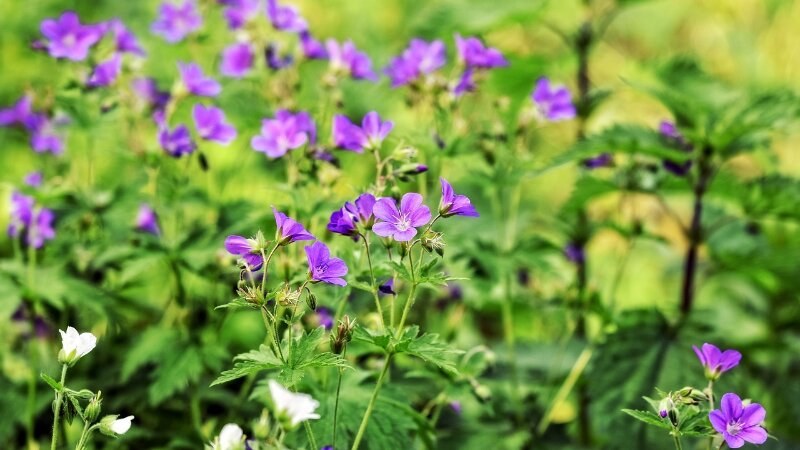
[50,365,68,450]
[363,234,385,329]
[351,354,394,450]
[262,306,284,362]
[707,380,715,450]
[672,433,684,450]
[303,420,318,449]
[74,420,93,450]
[396,249,418,334]
[332,347,347,449]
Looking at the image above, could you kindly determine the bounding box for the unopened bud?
[276,284,301,307]
[331,315,355,354]
[85,392,103,422]
[306,292,317,311]
[392,146,418,161]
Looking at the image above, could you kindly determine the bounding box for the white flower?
[110,415,134,434]
[268,380,321,428]
[214,423,244,450]
[58,326,97,364]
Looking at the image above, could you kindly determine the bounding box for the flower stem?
[332,347,347,449]
[363,234,385,329]
[351,353,393,450]
[74,420,93,450]
[396,249,418,333]
[50,365,68,450]
[672,433,684,450]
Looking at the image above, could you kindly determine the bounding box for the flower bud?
[58,327,97,367]
[253,410,271,440]
[99,414,134,436]
[276,284,301,307]
[306,292,317,311]
[421,230,446,256]
[392,146,418,161]
[237,286,265,306]
[330,315,355,355]
[84,391,103,422]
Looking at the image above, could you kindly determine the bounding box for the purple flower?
[326,39,377,81]
[24,172,44,188]
[378,278,395,296]
[332,111,393,152]
[316,306,334,330]
[452,68,476,98]
[179,62,222,97]
[192,104,237,144]
[582,152,613,169]
[87,53,122,88]
[219,0,261,29]
[449,401,462,415]
[39,11,103,61]
[385,39,446,87]
[132,78,170,112]
[152,0,202,43]
[274,207,315,245]
[135,204,160,235]
[305,241,348,286]
[8,191,35,238]
[24,114,65,155]
[27,208,56,249]
[251,110,315,158]
[659,120,693,176]
[531,77,576,122]
[455,34,507,69]
[220,42,254,78]
[327,193,377,239]
[108,19,145,56]
[225,235,264,270]
[0,95,33,127]
[709,393,768,449]
[299,30,327,59]
[372,193,431,242]
[266,43,294,70]
[564,243,585,264]
[439,178,478,218]
[158,123,196,157]
[693,343,741,380]
[266,0,307,32]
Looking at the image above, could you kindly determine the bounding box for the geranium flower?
[439,178,478,217]
[224,235,264,270]
[40,11,103,61]
[531,77,576,122]
[305,241,348,286]
[373,193,431,242]
[87,53,122,88]
[266,0,307,32]
[135,204,160,235]
[220,43,254,78]
[455,34,507,69]
[326,39,377,81]
[179,62,221,97]
[332,111,393,152]
[709,393,768,448]
[151,0,202,43]
[693,343,741,380]
[268,380,321,428]
[59,326,97,364]
[385,38,446,87]
[251,110,315,158]
[274,207,315,245]
[193,104,237,144]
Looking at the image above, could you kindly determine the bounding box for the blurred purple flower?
[659,120,693,176]
[266,0,307,32]
[219,0,261,29]
[0,95,33,127]
[8,191,35,238]
[373,193,431,242]
[452,68,476,98]
[179,62,222,97]
[299,30,327,59]
[132,78,170,112]
[251,110,315,158]
[24,114,65,155]
[327,193,377,239]
[378,278,395,296]
[220,42,254,78]
[531,77,576,122]
[152,0,202,43]
[450,401,462,415]
[316,306,334,330]
[266,43,294,70]
[693,343,741,380]
[385,39,446,87]
[455,34,507,69]
[326,39,377,81]
[27,208,56,249]
[135,204,160,235]
[332,111,393,152]
[439,178,478,218]
[108,19,145,56]
[39,11,103,61]
[709,393,768,449]
[305,241,348,286]
[274,207,315,245]
[225,235,264,270]
[158,123,196,157]
[87,53,122,88]
[193,104,237,144]
[582,152,613,169]
[564,242,584,264]
[24,172,44,188]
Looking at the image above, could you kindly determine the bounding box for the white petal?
[110,415,134,434]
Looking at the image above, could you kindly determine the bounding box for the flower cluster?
[7,191,56,249]
[0,95,67,154]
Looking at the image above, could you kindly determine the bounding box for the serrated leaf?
[149,347,204,404]
[211,344,282,387]
[395,326,462,376]
[622,409,672,430]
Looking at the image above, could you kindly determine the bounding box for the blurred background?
[1,0,799,449]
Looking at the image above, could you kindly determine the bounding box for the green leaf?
[353,325,393,353]
[40,373,62,392]
[395,326,463,376]
[280,327,348,388]
[621,409,672,430]
[149,347,204,404]
[121,327,180,382]
[211,344,282,387]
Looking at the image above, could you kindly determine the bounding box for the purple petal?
[720,393,743,420]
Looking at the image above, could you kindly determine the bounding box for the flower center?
[396,216,411,231]
[726,420,743,436]
[316,263,328,274]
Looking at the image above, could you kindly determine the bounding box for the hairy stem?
[332,347,347,449]
[50,365,68,450]
[672,433,684,450]
[351,353,393,450]
[680,147,712,318]
[363,234,385,329]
